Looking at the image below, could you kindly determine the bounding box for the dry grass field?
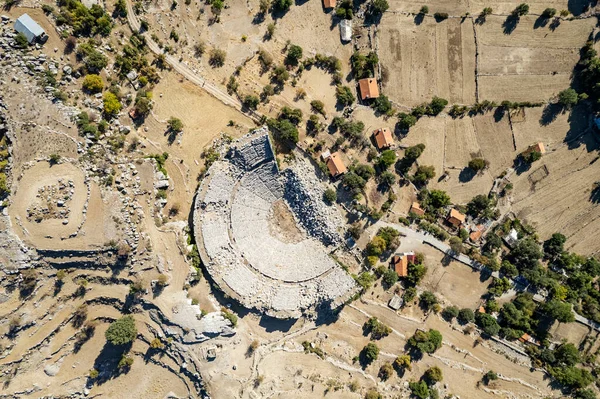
[510,130,600,255]
[387,0,589,15]
[378,14,476,107]
[477,15,595,103]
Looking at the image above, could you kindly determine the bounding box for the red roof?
[323,0,336,8]
[373,128,393,149]
[358,78,379,100]
[326,152,347,176]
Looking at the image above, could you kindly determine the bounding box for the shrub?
[324,188,337,203]
[365,389,382,399]
[82,74,104,93]
[542,7,556,18]
[378,362,394,381]
[150,337,165,349]
[371,0,389,15]
[475,312,500,336]
[425,366,443,384]
[361,342,379,364]
[105,315,137,346]
[14,32,29,48]
[442,306,459,321]
[409,380,430,399]
[420,5,428,14]
[310,100,325,115]
[336,85,355,106]
[243,95,260,110]
[103,92,122,117]
[434,12,449,21]
[274,0,292,11]
[286,44,303,65]
[364,317,392,339]
[407,329,442,354]
[557,88,578,108]
[468,158,487,172]
[458,308,475,323]
[167,117,184,132]
[118,354,134,370]
[222,309,238,327]
[484,370,498,384]
[209,49,226,67]
[513,3,529,16]
[420,291,439,310]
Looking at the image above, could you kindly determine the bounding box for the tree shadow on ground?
[493,107,505,122]
[414,13,424,25]
[563,103,597,151]
[459,167,476,183]
[539,103,563,126]
[533,16,550,29]
[91,342,131,385]
[590,184,600,203]
[568,0,597,15]
[502,15,519,34]
[258,315,297,332]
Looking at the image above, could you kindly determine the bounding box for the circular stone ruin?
[193,127,357,318]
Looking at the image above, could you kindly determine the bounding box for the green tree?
[394,354,412,370]
[543,233,566,259]
[427,97,448,115]
[442,306,459,321]
[420,5,429,14]
[541,7,556,18]
[361,342,379,364]
[354,164,375,181]
[468,158,487,172]
[513,3,529,16]
[209,49,226,67]
[336,85,355,106]
[397,112,417,131]
[408,329,443,354]
[105,315,137,346]
[371,0,389,15]
[424,366,443,384]
[382,268,398,287]
[243,94,260,110]
[484,370,498,384]
[377,149,396,170]
[475,312,500,336]
[409,380,430,399]
[274,0,292,11]
[406,263,427,286]
[103,92,122,117]
[378,363,394,381]
[286,44,303,65]
[557,88,578,108]
[458,308,475,323]
[167,117,184,132]
[324,188,337,203]
[82,74,104,93]
[373,95,393,115]
[413,165,435,184]
[543,300,575,323]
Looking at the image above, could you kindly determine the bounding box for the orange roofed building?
[410,202,425,217]
[446,208,466,228]
[373,128,393,150]
[391,252,416,277]
[323,0,336,8]
[358,78,379,101]
[326,152,347,177]
[524,142,546,155]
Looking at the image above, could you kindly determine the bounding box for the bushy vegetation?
[407,329,442,354]
[105,316,137,346]
[55,0,113,37]
[364,317,392,340]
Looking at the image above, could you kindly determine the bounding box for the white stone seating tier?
[194,128,357,318]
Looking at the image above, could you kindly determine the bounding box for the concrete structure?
[325,152,347,177]
[504,228,519,248]
[14,14,46,44]
[388,294,403,310]
[358,78,379,100]
[193,127,357,318]
[373,127,393,150]
[340,19,352,42]
[409,202,425,217]
[446,208,466,228]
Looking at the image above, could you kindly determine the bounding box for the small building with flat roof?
[358,78,379,101]
[340,19,352,42]
[14,14,46,44]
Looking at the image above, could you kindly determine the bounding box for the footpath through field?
[124,1,262,123]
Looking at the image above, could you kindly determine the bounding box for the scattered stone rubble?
[193,127,357,319]
[27,179,74,223]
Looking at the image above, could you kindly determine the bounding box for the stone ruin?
[193,127,357,318]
